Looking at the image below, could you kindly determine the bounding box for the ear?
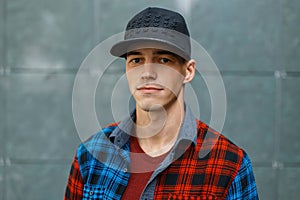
[183,59,196,84]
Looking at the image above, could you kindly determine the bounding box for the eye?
[130,58,141,64]
[159,57,171,64]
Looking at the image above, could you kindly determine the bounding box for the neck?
[135,99,185,157]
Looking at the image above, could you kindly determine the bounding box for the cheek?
[126,66,143,81]
[158,70,185,91]
[126,77,136,93]
[126,70,142,94]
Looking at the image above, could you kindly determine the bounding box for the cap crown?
[110,7,191,60]
[126,7,190,37]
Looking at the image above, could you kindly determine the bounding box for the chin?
[138,101,166,112]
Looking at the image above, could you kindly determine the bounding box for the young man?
[65,7,259,199]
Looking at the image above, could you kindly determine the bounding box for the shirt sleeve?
[226,152,259,200]
[64,155,84,200]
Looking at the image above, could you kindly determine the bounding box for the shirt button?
[123,168,128,173]
[89,190,94,196]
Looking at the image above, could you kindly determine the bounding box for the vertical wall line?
[274,0,285,198]
[2,77,7,200]
[2,0,7,198]
[1,0,6,70]
[274,71,285,200]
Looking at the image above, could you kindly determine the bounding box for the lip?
[136,84,164,93]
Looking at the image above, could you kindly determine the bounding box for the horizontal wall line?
[0,158,73,165]
[0,67,300,77]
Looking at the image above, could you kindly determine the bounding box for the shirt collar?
[110,104,198,148]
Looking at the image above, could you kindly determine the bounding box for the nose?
[141,63,157,80]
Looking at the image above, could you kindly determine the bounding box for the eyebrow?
[126,50,176,57]
[154,50,179,58]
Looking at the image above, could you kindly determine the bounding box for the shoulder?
[81,122,118,147]
[76,123,119,164]
[195,119,246,168]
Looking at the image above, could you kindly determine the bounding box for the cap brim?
[110,38,190,61]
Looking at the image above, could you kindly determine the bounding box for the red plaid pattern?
[65,156,84,200]
[154,120,244,200]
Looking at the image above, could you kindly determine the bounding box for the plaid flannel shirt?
[65,106,258,199]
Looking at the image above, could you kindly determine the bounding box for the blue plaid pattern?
[226,153,259,199]
[78,125,130,200]
[83,185,105,199]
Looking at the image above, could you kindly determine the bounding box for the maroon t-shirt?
[121,137,168,199]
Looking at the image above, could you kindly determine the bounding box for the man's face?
[125,48,189,112]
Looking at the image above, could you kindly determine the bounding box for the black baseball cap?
[110,7,191,61]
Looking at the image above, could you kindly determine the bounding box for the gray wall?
[0,0,299,199]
